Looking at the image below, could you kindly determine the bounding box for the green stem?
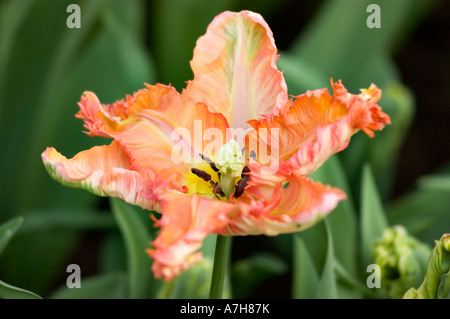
[209,235,232,299]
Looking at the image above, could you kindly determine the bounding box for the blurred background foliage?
[0,0,449,299]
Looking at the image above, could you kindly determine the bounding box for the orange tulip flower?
[42,11,390,281]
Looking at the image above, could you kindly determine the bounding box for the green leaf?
[418,175,450,192]
[0,216,23,257]
[110,198,159,299]
[0,0,36,123]
[0,0,153,294]
[387,189,450,244]
[18,210,116,234]
[292,234,320,298]
[277,53,328,94]
[360,164,389,268]
[310,155,358,274]
[151,0,236,90]
[316,220,338,299]
[157,258,215,299]
[50,272,126,299]
[99,231,127,274]
[0,280,42,299]
[232,252,288,298]
[291,0,439,88]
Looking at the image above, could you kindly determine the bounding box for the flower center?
[186,140,250,200]
[215,140,245,178]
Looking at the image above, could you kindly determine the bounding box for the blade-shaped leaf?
[0,216,23,257]
[418,175,450,192]
[50,272,126,299]
[0,280,41,299]
[360,164,389,268]
[277,53,328,94]
[316,220,338,299]
[18,210,115,234]
[110,198,159,299]
[292,234,320,299]
[310,155,358,274]
[387,189,450,244]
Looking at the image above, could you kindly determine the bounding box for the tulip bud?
[374,225,431,298]
[403,234,450,299]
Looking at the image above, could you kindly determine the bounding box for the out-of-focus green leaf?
[232,252,288,298]
[418,175,450,192]
[16,0,104,214]
[296,223,328,274]
[387,190,450,244]
[291,0,439,89]
[151,0,237,89]
[292,234,319,298]
[99,231,127,274]
[0,216,23,257]
[110,198,158,299]
[50,272,126,299]
[316,220,338,299]
[277,53,328,94]
[0,280,42,299]
[157,259,215,299]
[360,164,389,268]
[311,155,358,274]
[0,231,80,295]
[0,0,36,124]
[0,0,156,295]
[18,210,115,234]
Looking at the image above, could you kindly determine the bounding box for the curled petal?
[76,91,135,137]
[42,141,156,210]
[248,80,391,175]
[79,84,229,190]
[148,191,237,281]
[186,10,288,129]
[225,163,346,236]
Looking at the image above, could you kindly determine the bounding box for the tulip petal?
[42,141,155,210]
[78,84,229,190]
[148,191,237,281]
[248,80,390,175]
[186,10,288,129]
[225,163,346,236]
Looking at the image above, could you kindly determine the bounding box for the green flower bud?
[403,234,450,299]
[374,225,431,298]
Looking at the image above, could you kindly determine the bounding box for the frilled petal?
[77,84,229,191]
[224,163,346,236]
[42,141,155,210]
[76,91,135,138]
[248,80,391,175]
[186,10,288,129]
[148,191,237,281]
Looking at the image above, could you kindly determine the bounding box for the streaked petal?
[225,163,346,236]
[248,80,391,175]
[42,141,155,210]
[80,84,229,189]
[148,191,237,281]
[76,91,135,138]
[186,10,288,129]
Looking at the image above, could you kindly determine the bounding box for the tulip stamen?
[210,180,225,197]
[199,153,221,179]
[191,168,211,182]
[234,166,250,198]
